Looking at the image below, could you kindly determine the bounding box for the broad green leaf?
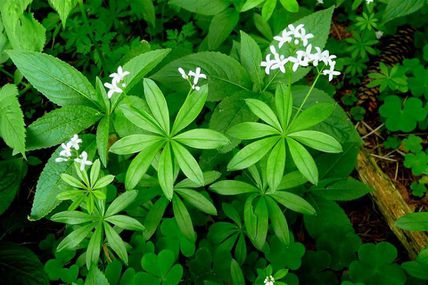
[171,141,204,186]
[396,213,428,231]
[382,0,425,24]
[104,222,128,264]
[267,139,286,191]
[86,223,102,268]
[279,0,299,13]
[49,0,78,28]
[7,50,97,107]
[270,191,316,215]
[275,83,292,129]
[143,79,170,133]
[120,104,164,135]
[105,215,145,231]
[287,138,318,185]
[278,171,307,190]
[105,190,138,217]
[86,265,109,285]
[57,223,95,251]
[227,136,278,171]
[230,259,245,285]
[169,0,230,16]
[109,134,163,155]
[26,105,102,150]
[158,144,175,200]
[1,0,45,52]
[0,243,49,285]
[125,142,163,190]
[152,52,251,102]
[174,129,229,149]
[0,84,26,155]
[241,0,265,11]
[244,194,258,245]
[96,115,109,167]
[207,8,239,50]
[245,99,282,131]
[312,178,371,201]
[227,122,279,140]
[0,159,25,215]
[123,49,171,91]
[262,0,277,21]
[143,197,169,240]
[288,130,342,153]
[51,211,94,225]
[266,197,290,245]
[30,135,96,220]
[129,0,156,27]
[288,103,336,133]
[252,197,269,249]
[254,13,273,39]
[172,85,208,135]
[241,32,262,90]
[172,195,196,242]
[175,188,217,215]
[210,180,259,195]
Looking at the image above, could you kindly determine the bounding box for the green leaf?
[86,223,102,268]
[89,160,101,187]
[105,190,138,217]
[252,197,269,249]
[171,141,204,186]
[96,116,109,167]
[125,142,163,190]
[104,222,128,264]
[172,85,208,135]
[266,197,290,245]
[123,49,171,92]
[158,144,175,200]
[312,178,372,201]
[396,213,428,231]
[1,0,46,52]
[57,223,95,251]
[0,243,49,285]
[48,0,78,28]
[105,215,145,231]
[109,134,163,155]
[143,197,169,240]
[210,180,259,195]
[287,138,318,185]
[175,171,221,188]
[267,139,286,191]
[207,8,239,50]
[240,31,263,90]
[26,105,102,150]
[275,83,292,129]
[172,195,196,242]
[288,103,336,132]
[288,130,342,153]
[129,0,156,27]
[93,175,114,189]
[279,0,299,13]
[227,122,279,140]
[241,0,265,11]
[270,191,316,215]
[7,50,97,107]
[51,211,94,225]
[0,159,25,215]
[0,84,26,155]
[176,188,217,215]
[30,136,96,220]
[169,0,230,16]
[278,171,307,190]
[143,79,170,133]
[382,0,425,24]
[85,265,109,285]
[227,136,279,171]
[262,0,277,21]
[174,129,229,149]
[230,259,245,285]
[120,104,164,135]
[245,99,282,131]
[244,194,258,245]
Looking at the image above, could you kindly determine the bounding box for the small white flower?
[287,24,304,37]
[323,64,341,81]
[264,275,275,285]
[59,143,72,158]
[109,66,130,84]
[316,0,324,4]
[366,0,374,4]
[178,67,189,79]
[310,47,324,66]
[273,29,293,48]
[104,82,123,99]
[261,54,276,75]
[68,134,82,150]
[375,30,383,39]
[55,157,68,163]
[271,53,288,73]
[188,67,207,86]
[74,151,92,171]
[192,85,201,91]
[296,29,314,47]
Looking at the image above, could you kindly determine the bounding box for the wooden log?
[357,149,428,258]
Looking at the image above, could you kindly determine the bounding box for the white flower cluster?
[261,24,340,82]
[104,66,130,99]
[264,275,275,285]
[55,134,92,170]
[178,67,207,91]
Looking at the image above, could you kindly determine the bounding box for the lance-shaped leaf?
[288,103,336,133]
[120,104,164,135]
[174,129,229,149]
[270,191,316,215]
[287,137,318,185]
[110,134,164,155]
[275,83,293,129]
[266,196,290,245]
[105,190,138,217]
[86,223,102,268]
[158,144,175,200]
[96,115,109,166]
[227,122,279,140]
[288,130,342,153]
[245,99,282,131]
[210,180,259,195]
[175,188,217,215]
[104,222,128,264]
[143,79,170,133]
[267,139,286,191]
[171,141,204,186]
[172,195,196,242]
[57,223,95,251]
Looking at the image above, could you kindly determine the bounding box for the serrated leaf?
[49,0,78,28]
[169,0,229,16]
[207,8,239,50]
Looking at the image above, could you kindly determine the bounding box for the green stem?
[292,68,323,121]
[262,70,280,92]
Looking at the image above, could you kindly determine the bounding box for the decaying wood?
[357,149,428,258]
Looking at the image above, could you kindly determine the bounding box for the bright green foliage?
[404,151,428,176]
[408,68,428,98]
[402,248,428,280]
[396,212,428,231]
[345,32,378,60]
[355,12,378,31]
[384,136,401,149]
[410,182,427,198]
[402,135,423,153]
[379,96,427,132]
[349,242,406,285]
[137,249,183,285]
[368,63,408,92]
[48,0,78,28]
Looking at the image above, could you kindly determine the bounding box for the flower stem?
[292,69,323,121]
[262,70,280,92]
